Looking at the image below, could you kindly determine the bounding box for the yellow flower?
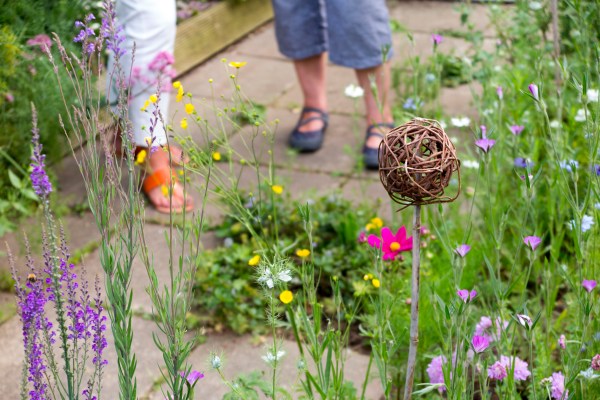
[279,290,293,304]
[134,149,147,165]
[185,103,195,115]
[180,118,188,130]
[363,274,369,281]
[140,100,150,112]
[271,185,283,195]
[149,94,158,103]
[144,136,153,147]
[228,61,247,69]
[365,223,375,232]
[161,184,169,197]
[172,81,181,89]
[296,249,310,258]
[176,86,184,102]
[248,255,260,266]
[370,217,383,228]
[212,151,221,161]
[372,278,381,288]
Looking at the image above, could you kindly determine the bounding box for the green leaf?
[8,169,22,189]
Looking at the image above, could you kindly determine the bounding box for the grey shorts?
[271,0,393,69]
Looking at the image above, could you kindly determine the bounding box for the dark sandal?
[362,123,395,170]
[289,106,329,152]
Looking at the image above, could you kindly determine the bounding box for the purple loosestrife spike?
[101,0,126,58]
[510,125,524,135]
[523,236,542,251]
[582,279,597,293]
[475,138,496,153]
[528,83,539,100]
[30,105,53,199]
[497,86,503,100]
[472,335,490,353]
[455,244,471,258]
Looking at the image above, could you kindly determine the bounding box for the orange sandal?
[142,167,194,214]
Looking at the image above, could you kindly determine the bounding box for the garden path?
[0,1,500,398]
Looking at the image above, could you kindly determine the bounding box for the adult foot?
[288,106,329,152]
[143,148,193,214]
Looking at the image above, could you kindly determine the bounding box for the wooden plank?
[174,0,274,76]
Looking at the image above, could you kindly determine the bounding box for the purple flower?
[529,83,539,100]
[180,370,204,385]
[500,355,531,381]
[582,279,597,293]
[517,314,533,329]
[488,361,507,380]
[558,334,566,350]
[514,157,531,168]
[432,34,443,45]
[357,231,367,244]
[457,289,477,303]
[510,125,525,135]
[548,371,568,399]
[592,354,600,371]
[475,138,496,153]
[26,34,52,53]
[480,125,487,138]
[497,86,503,100]
[455,244,471,258]
[101,0,126,58]
[30,105,53,199]
[523,236,542,251]
[426,355,447,392]
[475,316,508,343]
[472,335,490,353]
[593,164,600,176]
[4,92,14,103]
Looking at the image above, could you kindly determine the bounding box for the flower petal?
[367,234,381,249]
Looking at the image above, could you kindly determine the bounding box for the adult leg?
[355,63,394,148]
[294,54,327,132]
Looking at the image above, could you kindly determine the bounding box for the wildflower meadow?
[4,0,600,399]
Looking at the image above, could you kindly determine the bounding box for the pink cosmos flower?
[500,355,531,381]
[488,361,507,380]
[549,371,568,399]
[471,335,490,353]
[582,279,597,293]
[523,236,542,251]
[426,355,447,392]
[455,244,471,258]
[529,83,539,100]
[457,289,477,303]
[368,226,412,261]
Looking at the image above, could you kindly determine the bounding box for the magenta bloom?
[455,244,471,258]
[549,372,568,399]
[432,34,443,45]
[475,316,508,343]
[457,289,477,303]
[368,226,412,260]
[592,354,600,371]
[357,231,367,244]
[510,125,525,135]
[472,335,490,353]
[582,279,597,293]
[488,361,507,380]
[475,138,496,153]
[426,355,447,392]
[529,83,539,100]
[500,355,531,381]
[523,236,542,251]
[180,370,204,385]
[558,334,566,350]
[497,86,503,100]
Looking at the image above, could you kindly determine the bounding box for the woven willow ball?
[378,118,460,208]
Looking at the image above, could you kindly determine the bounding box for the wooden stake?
[403,204,421,400]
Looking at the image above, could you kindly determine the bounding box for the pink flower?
[26,34,52,53]
[510,125,525,135]
[455,244,471,258]
[357,231,367,244]
[523,236,542,251]
[426,355,446,392]
[592,354,600,371]
[471,335,489,353]
[180,370,204,385]
[488,361,507,380]
[500,355,531,381]
[529,83,539,100]
[432,34,443,45]
[558,334,566,350]
[475,138,496,153]
[475,316,507,343]
[148,50,175,72]
[582,279,597,293]
[517,314,533,329]
[457,289,477,303]
[548,371,568,399]
[4,92,14,103]
[368,226,412,261]
[497,86,503,100]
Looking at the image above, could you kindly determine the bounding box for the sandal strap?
[302,106,329,119]
[366,123,395,139]
[142,167,177,194]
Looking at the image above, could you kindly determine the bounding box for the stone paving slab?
[152,333,383,400]
[392,31,498,61]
